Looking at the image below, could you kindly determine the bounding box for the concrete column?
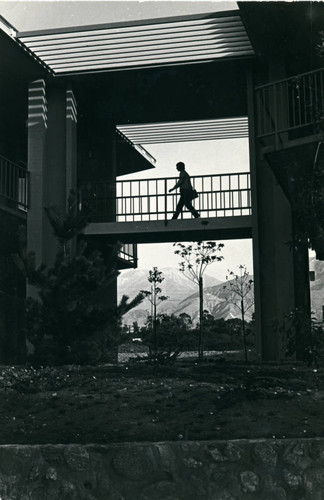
[65,88,77,201]
[27,79,47,267]
[27,81,78,268]
[247,69,296,361]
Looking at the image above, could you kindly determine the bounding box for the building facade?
[0,2,323,362]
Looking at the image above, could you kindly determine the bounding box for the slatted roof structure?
[16,11,254,75]
[116,117,249,145]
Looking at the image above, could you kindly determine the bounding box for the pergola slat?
[16,11,254,75]
[116,118,249,144]
[41,37,250,63]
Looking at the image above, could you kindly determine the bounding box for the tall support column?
[247,69,296,361]
[27,79,47,268]
[27,81,78,268]
[66,88,77,200]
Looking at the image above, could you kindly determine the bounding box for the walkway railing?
[79,172,251,222]
[256,67,324,146]
[0,155,29,211]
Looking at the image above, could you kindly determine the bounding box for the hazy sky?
[0,1,237,31]
[0,0,253,281]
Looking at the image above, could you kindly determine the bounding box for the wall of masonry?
[1,438,324,499]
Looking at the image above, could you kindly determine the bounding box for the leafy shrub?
[141,313,193,362]
[273,307,324,366]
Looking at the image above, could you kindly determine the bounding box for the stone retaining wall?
[0,438,324,499]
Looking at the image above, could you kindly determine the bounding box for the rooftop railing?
[0,155,29,211]
[256,67,324,147]
[79,172,251,222]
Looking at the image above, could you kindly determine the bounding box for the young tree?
[223,265,254,362]
[14,193,144,365]
[44,190,89,257]
[173,241,224,361]
[141,267,168,358]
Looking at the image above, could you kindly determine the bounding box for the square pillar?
[27,79,47,267]
[27,81,78,267]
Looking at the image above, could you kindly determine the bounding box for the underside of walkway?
[84,215,252,244]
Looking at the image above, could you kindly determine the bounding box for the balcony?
[0,155,29,217]
[118,243,138,269]
[256,67,324,153]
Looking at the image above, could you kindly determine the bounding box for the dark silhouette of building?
[0,2,323,362]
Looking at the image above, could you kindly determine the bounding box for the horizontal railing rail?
[0,155,29,211]
[255,67,324,145]
[79,172,251,222]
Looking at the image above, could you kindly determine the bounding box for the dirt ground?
[0,354,323,445]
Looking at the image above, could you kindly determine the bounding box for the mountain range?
[118,257,324,327]
[118,267,253,327]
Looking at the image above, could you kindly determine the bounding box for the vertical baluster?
[5,160,8,199]
[261,89,265,135]
[215,176,218,217]
[11,162,14,201]
[306,73,309,125]
[123,182,127,222]
[9,161,13,200]
[256,90,261,136]
[291,79,296,129]
[4,160,8,199]
[27,171,30,208]
[314,72,319,126]
[297,77,302,126]
[120,181,123,221]
[201,176,204,217]
[147,180,150,221]
[273,83,279,148]
[129,179,133,220]
[164,178,168,222]
[206,176,211,217]
[285,79,289,132]
[0,158,2,196]
[155,178,158,220]
[237,174,240,216]
[320,71,324,121]
[8,161,11,200]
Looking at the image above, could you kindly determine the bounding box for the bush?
[141,313,193,362]
[273,307,324,366]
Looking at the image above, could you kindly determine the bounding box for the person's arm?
[169,172,184,192]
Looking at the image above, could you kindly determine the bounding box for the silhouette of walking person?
[169,162,200,220]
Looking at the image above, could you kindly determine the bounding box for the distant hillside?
[310,256,324,320]
[118,257,324,327]
[118,267,251,326]
[173,280,254,325]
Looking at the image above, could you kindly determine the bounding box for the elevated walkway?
[84,215,252,244]
[80,171,252,243]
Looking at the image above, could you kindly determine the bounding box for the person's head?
[176,162,185,172]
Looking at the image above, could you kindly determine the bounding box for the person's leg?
[183,192,200,218]
[172,196,185,219]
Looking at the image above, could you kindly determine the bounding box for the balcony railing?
[256,68,324,147]
[0,155,29,211]
[118,243,138,268]
[79,172,251,222]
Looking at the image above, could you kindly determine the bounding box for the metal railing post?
[164,177,168,225]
